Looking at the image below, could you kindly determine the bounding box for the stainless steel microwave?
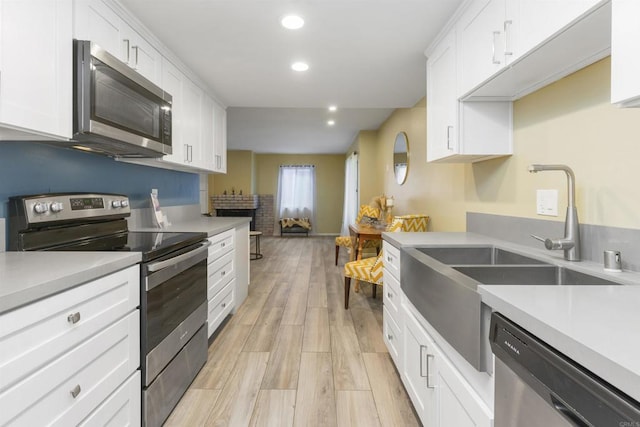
[73,40,172,157]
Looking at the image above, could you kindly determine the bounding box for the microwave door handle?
[146,242,210,272]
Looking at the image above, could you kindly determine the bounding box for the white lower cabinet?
[401,295,493,427]
[207,229,235,337]
[0,265,141,426]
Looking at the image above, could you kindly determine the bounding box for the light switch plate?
[536,189,558,216]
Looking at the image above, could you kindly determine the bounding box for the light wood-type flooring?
[165,236,420,427]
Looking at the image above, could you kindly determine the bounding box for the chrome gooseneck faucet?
[528,164,581,261]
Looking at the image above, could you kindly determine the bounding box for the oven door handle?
[147,241,210,273]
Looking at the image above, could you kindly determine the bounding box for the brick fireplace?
[211,194,275,235]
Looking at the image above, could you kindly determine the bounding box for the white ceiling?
[120,0,463,154]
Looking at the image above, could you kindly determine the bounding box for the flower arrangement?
[369,194,391,221]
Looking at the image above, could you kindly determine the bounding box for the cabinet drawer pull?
[504,20,513,56]
[446,125,453,150]
[221,242,226,247]
[426,354,435,389]
[387,292,392,298]
[419,345,427,378]
[386,256,392,262]
[133,45,139,68]
[123,39,130,64]
[492,31,501,64]
[67,312,81,324]
[387,333,393,341]
[70,384,81,398]
[221,302,226,308]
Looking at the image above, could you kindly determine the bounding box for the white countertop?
[384,231,640,402]
[0,251,141,314]
[131,216,251,237]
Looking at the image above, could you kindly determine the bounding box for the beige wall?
[347,130,384,206]
[375,57,640,232]
[254,154,345,234]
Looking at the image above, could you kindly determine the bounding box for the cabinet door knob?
[67,312,81,324]
[221,302,226,308]
[70,384,81,398]
[221,270,226,276]
[387,292,392,298]
[387,334,393,341]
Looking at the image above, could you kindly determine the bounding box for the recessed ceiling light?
[281,15,304,30]
[327,120,335,126]
[328,105,337,112]
[291,62,309,72]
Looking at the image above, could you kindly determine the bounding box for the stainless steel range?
[8,193,209,427]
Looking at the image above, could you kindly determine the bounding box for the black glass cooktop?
[42,230,207,262]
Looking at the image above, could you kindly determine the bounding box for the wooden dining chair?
[335,204,380,265]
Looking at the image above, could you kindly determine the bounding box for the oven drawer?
[0,265,139,393]
[0,310,140,426]
[208,280,235,338]
[79,371,141,427]
[208,229,234,259]
[208,251,235,300]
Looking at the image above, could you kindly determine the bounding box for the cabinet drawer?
[0,265,139,392]
[207,251,235,300]
[79,371,141,427]
[383,306,402,369]
[383,242,401,280]
[383,268,401,319]
[207,281,234,338]
[0,311,140,426]
[208,229,234,259]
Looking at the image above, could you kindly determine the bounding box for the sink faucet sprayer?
[528,164,581,261]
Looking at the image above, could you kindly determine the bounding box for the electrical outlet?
[536,189,558,216]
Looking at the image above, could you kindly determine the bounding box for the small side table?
[250,231,263,260]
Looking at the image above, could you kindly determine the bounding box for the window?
[276,165,316,231]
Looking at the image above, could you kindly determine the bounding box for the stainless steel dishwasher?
[490,313,640,426]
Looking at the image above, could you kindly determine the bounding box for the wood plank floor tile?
[243,306,284,352]
[350,308,388,353]
[362,353,421,427]
[249,390,296,427]
[281,288,309,325]
[335,390,382,427]
[330,324,371,391]
[261,325,303,389]
[174,237,420,427]
[164,389,221,427]
[192,324,253,390]
[204,351,270,427]
[293,352,337,427]
[302,307,330,352]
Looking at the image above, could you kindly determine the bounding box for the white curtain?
[340,153,359,236]
[276,165,317,233]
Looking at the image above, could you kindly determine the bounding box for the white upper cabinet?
[457,0,610,100]
[0,0,72,140]
[611,0,640,107]
[201,95,215,171]
[457,0,512,97]
[74,0,161,86]
[212,101,227,173]
[182,77,203,168]
[427,29,512,163]
[160,58,184,164]
[427,30,459,161]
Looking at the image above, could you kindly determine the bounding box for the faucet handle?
[531,234,556,250]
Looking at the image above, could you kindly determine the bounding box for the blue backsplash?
[0,142,199,218]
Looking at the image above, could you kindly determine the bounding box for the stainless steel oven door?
[142,241,209,386]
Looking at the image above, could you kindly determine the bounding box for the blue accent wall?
[0,142,199,218]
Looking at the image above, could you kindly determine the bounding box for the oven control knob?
[33,202,49,214]
[50,202,64,213]
[111,200,122,208]
[121,199,129,207]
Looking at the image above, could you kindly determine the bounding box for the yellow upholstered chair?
[395,214,429,232]
[335,204,381,265]
[343,219,402,309]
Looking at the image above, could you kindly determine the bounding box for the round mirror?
[393,131,409,185]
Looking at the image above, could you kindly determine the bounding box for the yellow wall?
[254,154,345,234]
[376,57,640,232]
[210,150,255,195]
